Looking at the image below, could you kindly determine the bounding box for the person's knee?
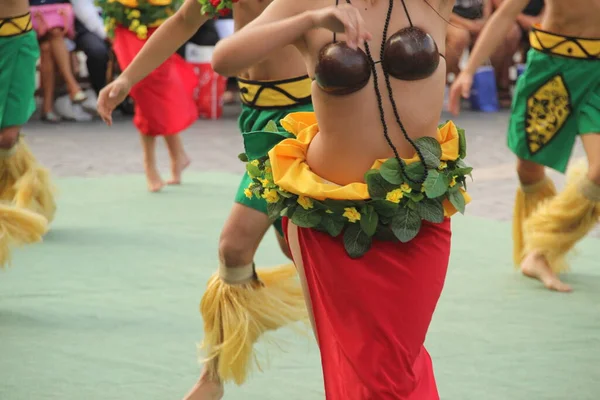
[516,158,546,185]
[218,230,256,267]
[446,28,470,53]
[0,127,20,149]
[39,40,51,53]
[48,27,64,39]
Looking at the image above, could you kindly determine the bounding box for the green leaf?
[372,199,398,217]
[414,137,442,169]
[246,163,261,178]
[267,201,285,220]
[291,207,322,228]
[379,158,403,185]
[321,218,344,237]
[365,170,394,200]
[458,128,467,159]
[406,192,425,202]
[238,153,249,162]
[322,199,356,213]
[415,198,445,223]
[390,207,422,243]
[360,205,378,236]
[374,225,397,241]
[423,170,449,199]
[453,167,473,177]
[343,223,372,258]
[264,120,279,133]
[448,190,466,214]
[404,161,426,182]
[276,190,293,198]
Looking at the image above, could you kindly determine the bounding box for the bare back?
[0,0,29,19]
[543,0,600,38]
[234,0,308,80]
[299,0,454,184]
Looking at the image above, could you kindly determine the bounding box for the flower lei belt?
[96,0,180,39]
[240,122,472,258]
[197,0,238,18]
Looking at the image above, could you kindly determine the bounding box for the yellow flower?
[262,189,280,204]
[297,196,314,210]
[128,10,141,19]
[129,19,140,30]
[386,189,404,204]
[449,176,457,187]
[258,178,270,186]
[244,188,253,199]
[136,25,148,39]
[250,160,259,167]
[400,183,412,193]
[343,207,361,223]
[438,161,448,170]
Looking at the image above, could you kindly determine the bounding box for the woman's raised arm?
[211,1,372,77]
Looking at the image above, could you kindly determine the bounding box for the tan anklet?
[218,261,255,284]
[522,177,550,193]
[579,177,600,202]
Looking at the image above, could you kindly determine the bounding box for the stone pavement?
[23,105,588,223]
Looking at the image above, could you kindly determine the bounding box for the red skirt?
[113,26,198,136]
[283,218,451,399]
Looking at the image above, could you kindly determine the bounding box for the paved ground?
[24,104,588,223]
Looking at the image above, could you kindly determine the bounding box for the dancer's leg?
[185,203,281,400]
[139,134,164,192]
[512,158,556,266]
[521,134,600,292]
[163,134,190,185]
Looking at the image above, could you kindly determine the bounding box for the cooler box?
[469,65,499,112]
[185,43,228,120]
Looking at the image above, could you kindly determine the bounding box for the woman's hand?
[97,77,133,126]
[448,71,474,116]
[310,4,372,49]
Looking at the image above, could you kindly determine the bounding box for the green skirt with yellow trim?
[241,113,472,258]
[508,26,600,173]
[234,76,313,235]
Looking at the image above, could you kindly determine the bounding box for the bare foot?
[521,252,572,292]
[145,167,164,193]
[167,155,191,185]
[182,369,224,400]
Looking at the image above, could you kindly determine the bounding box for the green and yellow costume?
[198,77,313,386]
[235,75,313,235]
[509,26,600,271]
[509,26,600,173]
[0,13,55,269]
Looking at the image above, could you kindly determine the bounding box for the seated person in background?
[515,0,545,58]
[72,0,110,97]
[30,0,87,121]
[445,0,492,78]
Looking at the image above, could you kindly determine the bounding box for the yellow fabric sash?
[530,25,600,60]
[268,112,471,217]
[237,76,312,109]
[0,13,32,37]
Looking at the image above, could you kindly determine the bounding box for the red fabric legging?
[113,26,198,136]
[283,218,452,400]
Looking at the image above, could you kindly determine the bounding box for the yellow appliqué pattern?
[525,75,571,155]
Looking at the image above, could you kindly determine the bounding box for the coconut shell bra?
[314,0,445,96]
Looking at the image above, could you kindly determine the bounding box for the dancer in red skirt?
[210,0,472,398]
[98,0,198,192]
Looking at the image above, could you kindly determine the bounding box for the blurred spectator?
[445,0,493,78]
[514,0,545,58]
[30,0,87,122]
[72,0,110,96]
